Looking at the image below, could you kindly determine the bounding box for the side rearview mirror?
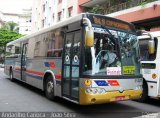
[85,29,94,47]
[137,30,155,54]
[148,40,155,54]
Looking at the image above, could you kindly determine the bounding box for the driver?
[103,45,117,67]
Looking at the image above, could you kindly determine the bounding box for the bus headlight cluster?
[86,88,106,94]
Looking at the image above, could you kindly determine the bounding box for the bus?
[4,13,142,105]
[138,31,160,101]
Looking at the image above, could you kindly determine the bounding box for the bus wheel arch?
[43,72,56,100]
[139,78,148,102]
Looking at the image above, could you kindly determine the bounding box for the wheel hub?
[47,81,54,93]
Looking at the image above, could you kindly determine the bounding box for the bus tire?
[9,69,14,82]
[44,75,55,100]
[138,80,148,102]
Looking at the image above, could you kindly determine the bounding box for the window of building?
[62,9,64,18]
[68,7,73,17]
[45,17,47,25]
[58,0,62,4]
[58,12,62,21]
[53,14,55,22]
[49,7,51,11]
[42,19,44,28]
[43,4,45,12]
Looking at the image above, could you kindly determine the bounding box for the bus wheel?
[10,69,14,82]
[139,81,148,102]
[44,75,55,100]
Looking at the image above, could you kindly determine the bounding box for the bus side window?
[6,42,21,58]
[34,41,40,57]
[45,30,63,58]
[47,49,62,57]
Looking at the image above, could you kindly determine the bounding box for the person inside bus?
[102,44,118,67]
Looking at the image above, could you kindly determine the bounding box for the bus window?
[47,49,63,57]
[139,38,157,61]
[84,32,120,75]
[34,41,40,57]
[83,29,140,76]
[46,30,63,57]
[6,42,21,58]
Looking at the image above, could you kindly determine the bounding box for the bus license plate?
[116,96,125,101]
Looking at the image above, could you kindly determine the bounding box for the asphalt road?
[0,68,160,118]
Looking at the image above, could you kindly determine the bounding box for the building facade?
[0,9,32,35]
[107,0,160,31]
[32,0,80,32]
[32,0,107,32]
[32,0,160,32]
[78,0,160,31]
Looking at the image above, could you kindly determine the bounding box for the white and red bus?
[4,13,142,105]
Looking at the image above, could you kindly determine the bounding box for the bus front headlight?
[86,88,106,94]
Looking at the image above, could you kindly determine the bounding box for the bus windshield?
[83,27,141,76]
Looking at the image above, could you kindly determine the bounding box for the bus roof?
[7,13,83,46]
[7,13,135,46]
[138,31,160,40]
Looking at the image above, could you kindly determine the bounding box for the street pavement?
[0,68,160,118]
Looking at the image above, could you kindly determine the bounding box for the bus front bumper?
[79,88,142,105]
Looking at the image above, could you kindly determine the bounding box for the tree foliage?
[0,29,23,47]
[86,5,104,14]
[0,28,23,63]
[1,22,19,32]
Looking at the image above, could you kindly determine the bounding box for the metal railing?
[105,0,157,14]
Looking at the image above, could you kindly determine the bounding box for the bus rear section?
[138,31,160,101]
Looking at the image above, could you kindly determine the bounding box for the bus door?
[62,31,81,101]
[21,43,28,82]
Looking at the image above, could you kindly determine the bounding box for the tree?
[0,21,22,63]
[0,29,23,63]
[1,22,19,32]
[86,5,104,14]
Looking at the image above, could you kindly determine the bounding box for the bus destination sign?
[92,16,131,31]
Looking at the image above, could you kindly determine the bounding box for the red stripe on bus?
[14,68,61,80]
[15,68,21,71]
[55,75,61,80]
[26,70,44,76]
[26,70,61,80]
